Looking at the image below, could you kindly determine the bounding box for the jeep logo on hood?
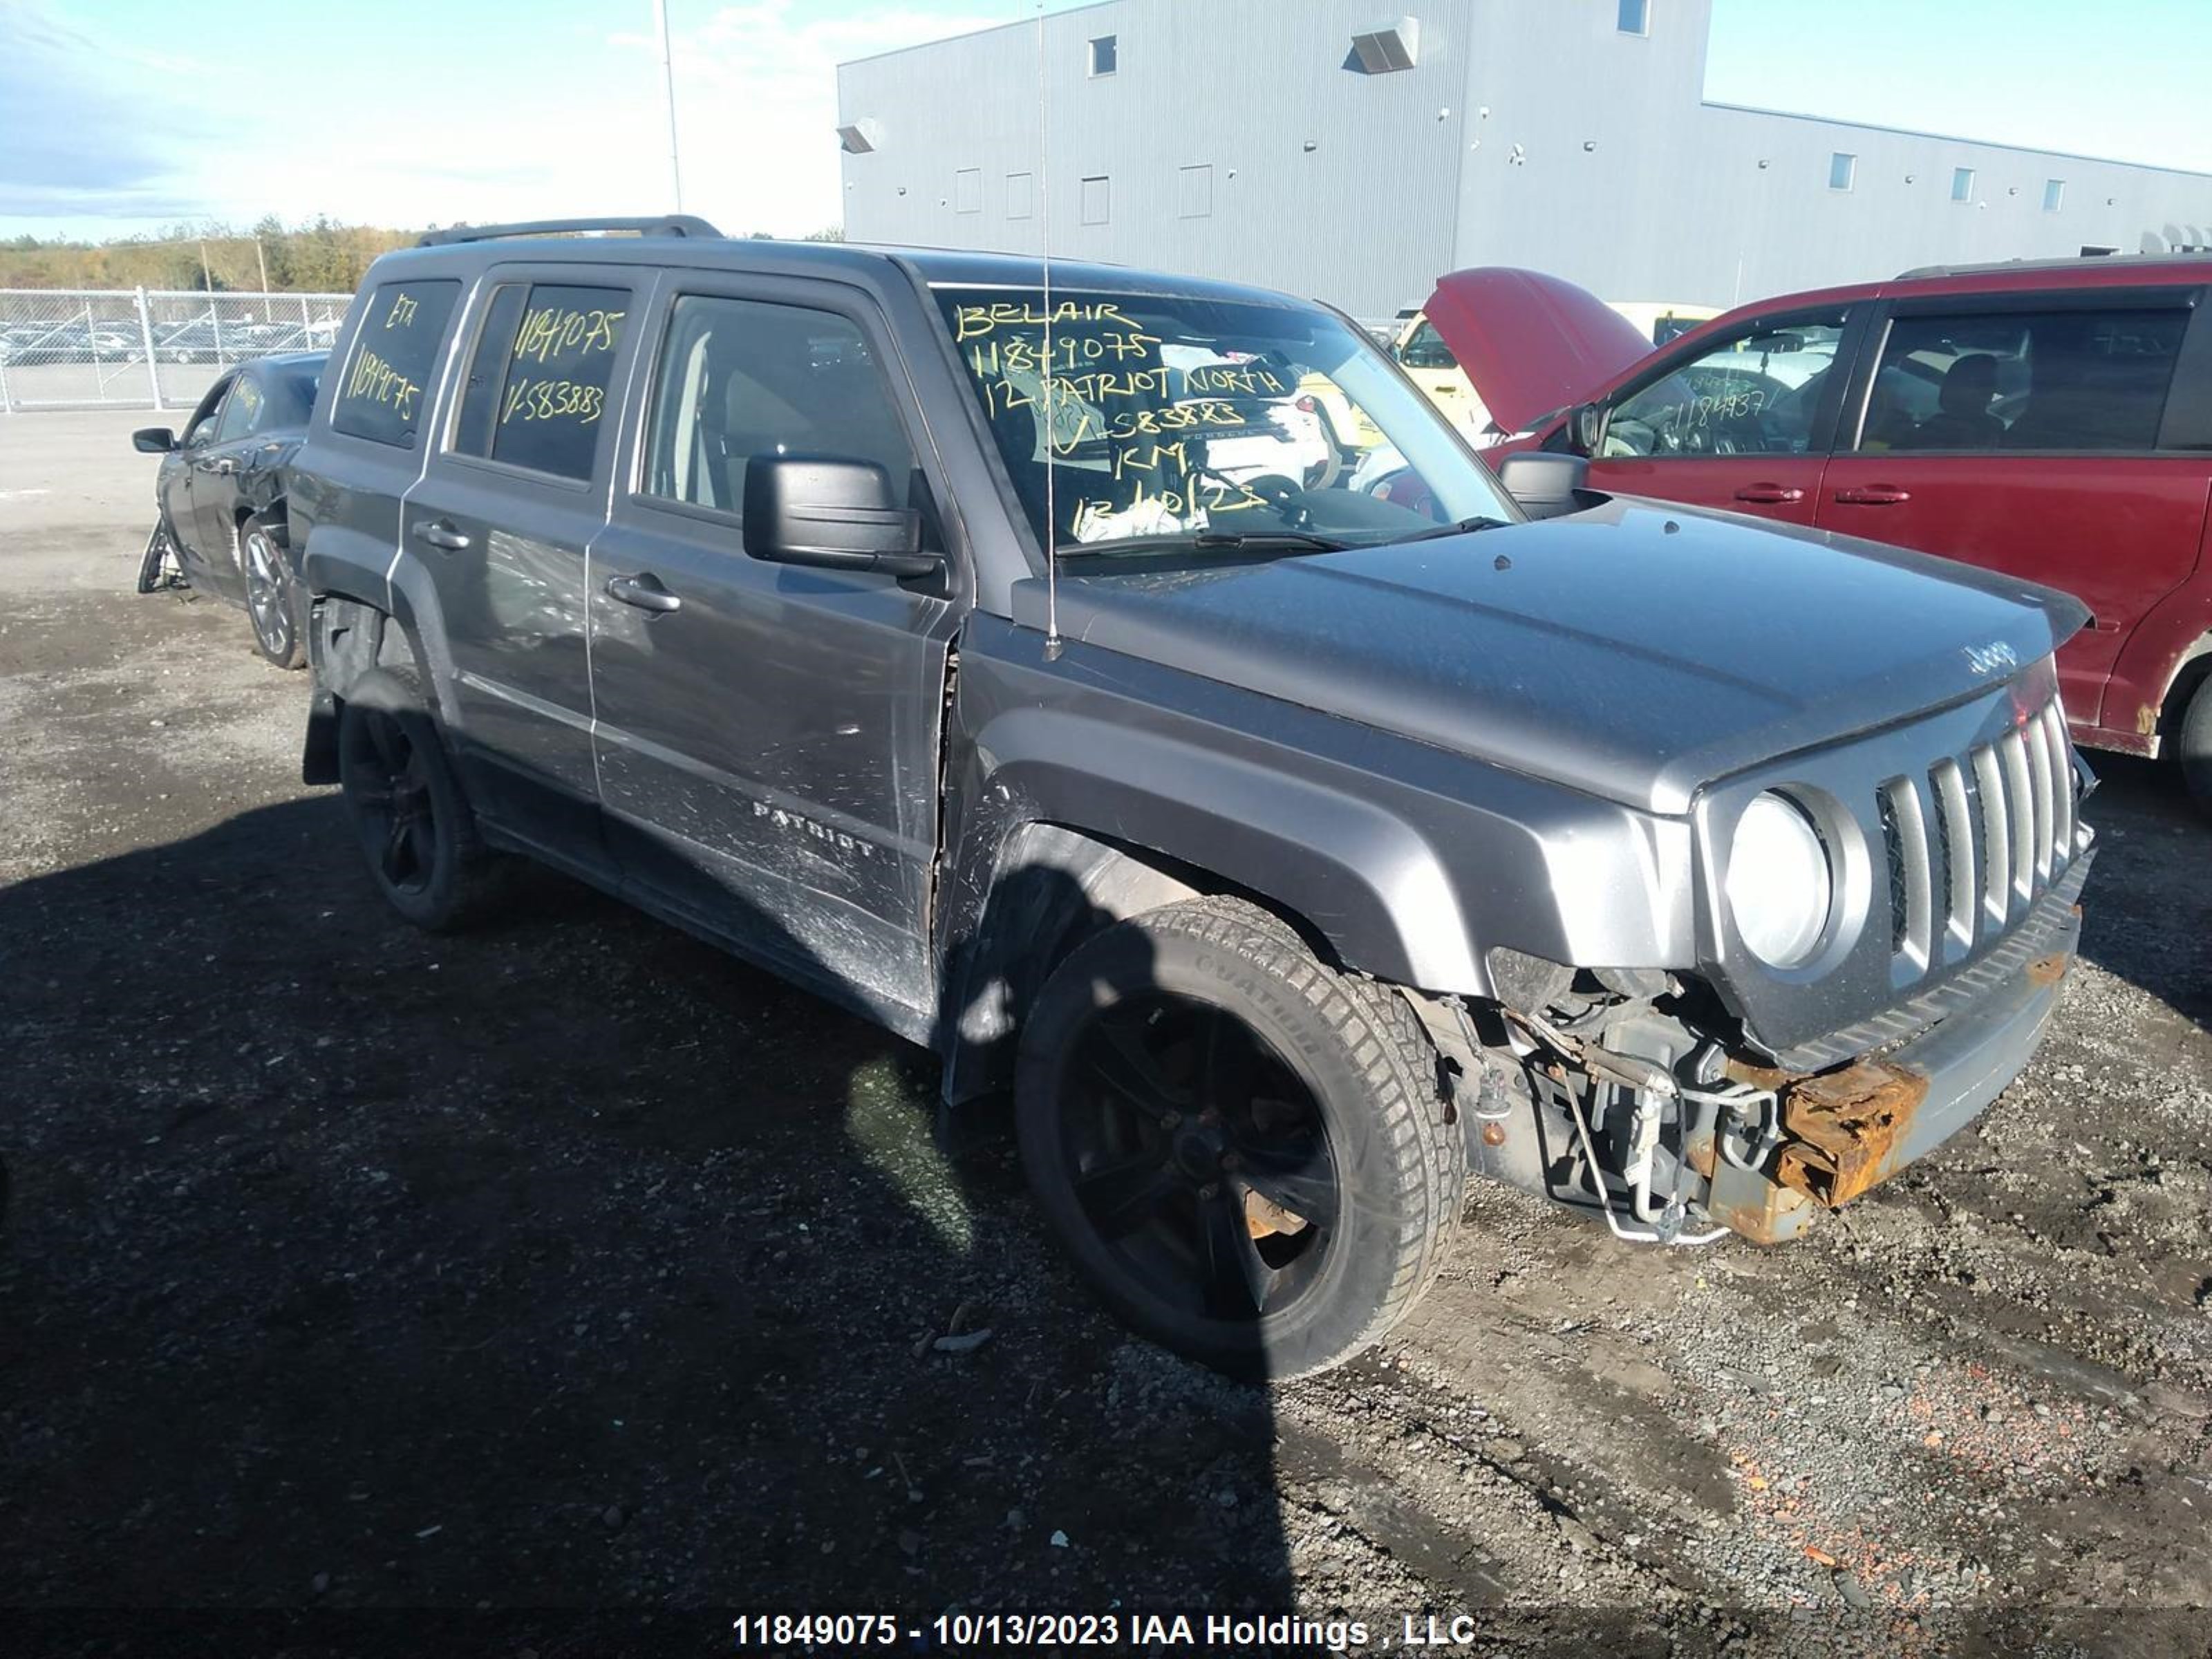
[1965,640,2021,677]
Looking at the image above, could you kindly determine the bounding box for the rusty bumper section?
[1709,896,2086,1244]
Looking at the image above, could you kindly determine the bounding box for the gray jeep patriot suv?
[291,218,2094,1378]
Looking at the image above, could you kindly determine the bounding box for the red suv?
[1428,258,2212,805]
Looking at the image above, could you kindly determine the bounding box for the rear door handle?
[605,572,682,614]
[1733,482,1804,505]
[412,520,472,551]
[1833,485,1911,505]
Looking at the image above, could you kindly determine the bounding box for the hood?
[1421,267,1653,433]
[1020,500,2089,816]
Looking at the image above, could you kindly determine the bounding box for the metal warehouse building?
[836,0,2212,319]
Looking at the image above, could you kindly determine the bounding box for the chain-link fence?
[0,288,353,413]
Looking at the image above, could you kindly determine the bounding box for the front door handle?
[1733,482,1804,505]
[605,572,682,614]
[1833,484,1911,506]
[412,520,472,551]
[198,456,238,476]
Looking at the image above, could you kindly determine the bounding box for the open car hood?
[1421,267,1654,434]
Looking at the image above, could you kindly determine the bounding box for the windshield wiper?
[1056,528,1351,559]
[1377,515,1513,547]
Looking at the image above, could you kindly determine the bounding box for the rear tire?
[336,669,514,932]
[1015,897,1463,1380]
[2180,673,2212,815]
[240,514,304,669]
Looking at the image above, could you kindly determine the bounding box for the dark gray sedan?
[134,352,325,666]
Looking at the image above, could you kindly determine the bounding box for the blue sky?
[2,0,2208,242]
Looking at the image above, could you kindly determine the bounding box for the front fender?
[968,707,1481,993]
[942,617,1696,1006]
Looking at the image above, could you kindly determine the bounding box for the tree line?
[0,218,847,292]
[0,218,418,292]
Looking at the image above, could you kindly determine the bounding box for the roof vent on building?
[1349,17,1419,74]
[836,120,880,155]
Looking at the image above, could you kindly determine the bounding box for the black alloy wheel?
[339,704,438,901]
[1057,993,1340,1327]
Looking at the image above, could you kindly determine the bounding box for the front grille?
[1877,693,2081,987]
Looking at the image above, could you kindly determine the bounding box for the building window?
[1177,164,1214,219]
[1618,0,1649,35]
[1079,174,1110,225]
[1005,171,1034,220]
[2044,178,2065,212]
[1088,35,1116,76]
[1828,152,1856,191]
[1951,166,1976,203]
[953,168,981,214]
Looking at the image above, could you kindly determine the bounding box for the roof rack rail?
[416,215,723,247]
[1893,250,2212,281]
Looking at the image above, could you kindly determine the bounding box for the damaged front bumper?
[1465,856,2091,1246]
[1699,885,2086,1243]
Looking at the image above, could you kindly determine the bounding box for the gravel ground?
[3,412,2209,1656]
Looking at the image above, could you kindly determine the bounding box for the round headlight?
[1725,792,1833,968]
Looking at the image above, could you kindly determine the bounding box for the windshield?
[933,285,1515,559]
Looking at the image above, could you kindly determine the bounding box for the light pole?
[653,0,684,210]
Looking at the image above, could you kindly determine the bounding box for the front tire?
[240,515,303,669]
[336,670,512,932]
[1015,897,1463,1379]
[135,521,177,595]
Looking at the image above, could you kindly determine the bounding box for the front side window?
[331,279,461,449]
[934,284,1515,559]
[1855,306,2188,454]
[452,282,630,482]
[184,377,232,447]
[640,295,918,518]
[1604,313,1848,458]
[215,373,264,442]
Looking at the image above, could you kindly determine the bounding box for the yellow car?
[1608,300,1725,348]
[1379,294,1719,445]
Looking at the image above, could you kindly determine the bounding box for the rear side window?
[453,282,631,482]
[331,279,461,449]
[1857,305,2191,454]
[639,295,917,517]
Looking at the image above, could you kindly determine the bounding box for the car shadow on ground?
[0,796,1300,1640]
[2076,754,2211,1033]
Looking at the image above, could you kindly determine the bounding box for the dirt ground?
[3,411,2209,1656]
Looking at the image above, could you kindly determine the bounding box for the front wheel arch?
[940,822,1350,1105]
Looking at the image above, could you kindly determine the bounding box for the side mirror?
[1568,401,1605,456]
[1497,453,1593,521]
[742,456,941,579]
[133,427,176,453]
